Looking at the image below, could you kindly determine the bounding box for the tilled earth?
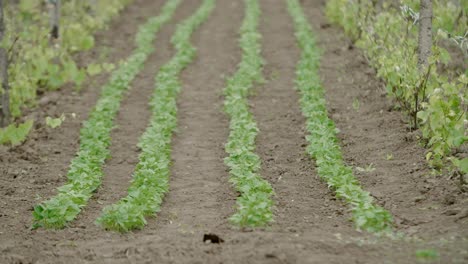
[1,0,467,263]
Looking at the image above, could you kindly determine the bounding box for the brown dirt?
[0,0,467,263]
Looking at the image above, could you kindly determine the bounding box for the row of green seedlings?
[32,0,182,229]
[286,0,393,233]
[96,0,216,232]
[223,0,274,227]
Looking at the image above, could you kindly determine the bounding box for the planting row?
[223,0,274,227]
[32,0,182,229]
[96,0,216,232]
[286,0,393,233]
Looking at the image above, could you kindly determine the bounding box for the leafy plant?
[352,98,360,111]
[32,0,181,229]
[326,0,467,171]
[287,0,393,233]
[2,0,131,121]
[356,163,376,173]
[0,120,33,146]
[222,0,274,227]
[450,157,468,175]
[45,114,65,128]
[415,249,440,261]
[96,0,215,232]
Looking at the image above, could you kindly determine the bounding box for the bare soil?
[0,0,467,263]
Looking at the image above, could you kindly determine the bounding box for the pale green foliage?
[450,157,468,175]
[432,0,467,36]
[2,0,131,118]
[32,0,180,229]
[45,114,65,128]
[352,98,360,111]
[96,0,215,232]
[0,120,33,146]
[223,0,274,227]
[356,164,376,173]
[326,0,467,170]
[415,249,440,261]
[287,0,393,233]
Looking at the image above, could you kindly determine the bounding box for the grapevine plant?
[223,0,274,227]
[286,0,393,233]
[32,0,181,229]
[96,0,216,232]
[326,0,467,173]
[2,0,132,119]
[0,120,33,146]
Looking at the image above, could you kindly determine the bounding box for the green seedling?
[356,163,376,173]
[45,114,66,129]
[352,98,360,111]
[0,120,34,146]
[415,249,440,261]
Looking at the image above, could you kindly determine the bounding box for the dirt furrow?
[254,0,352,233]
[73,0,202,232]
[147,0,242,234]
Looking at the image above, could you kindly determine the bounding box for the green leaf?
[45,114,66,129]
[352,98,360,111]
[80,36,95,51]
[452,157,468,174]
[415,249,439,261]
[0,120,34,146]
[86,63,103,76]
[438,47,451,65]
[102,63,116,73]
